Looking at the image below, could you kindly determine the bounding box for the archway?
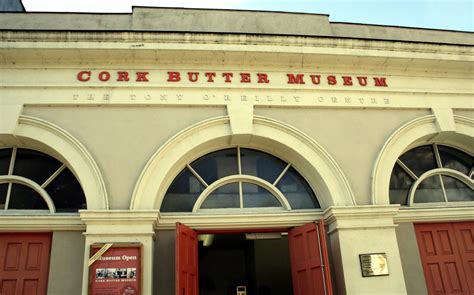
[131,115,355,212]
[372,115,473,205]
[1,115,109,210]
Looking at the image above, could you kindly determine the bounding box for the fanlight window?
[161,148,320,212]
[389,144,473,206]
[0,147,87,212]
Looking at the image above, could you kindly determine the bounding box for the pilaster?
[80,210,159,295]
[324,205,407,295]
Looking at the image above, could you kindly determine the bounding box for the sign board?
[89,243,141,295]
[359,253,389,277]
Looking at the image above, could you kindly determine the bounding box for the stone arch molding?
[131,115,355,210]
[1,115,109,210]
[372,115,473,205]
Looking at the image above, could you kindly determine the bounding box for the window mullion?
[433,143,443,168]
[4,182,12,210]
[273,163,291,186]
[396,159,418,180]
[4,147,17,210]
[187,164,209,187]
[41,164,66,188]
[239,181,243,208]
[237,146,242,175]
[438,174,449,202]
[8,147,17,175]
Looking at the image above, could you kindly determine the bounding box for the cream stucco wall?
[23,106,226,209]
[47,231,85,295]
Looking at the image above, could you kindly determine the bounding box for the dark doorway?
[198,233,292,295]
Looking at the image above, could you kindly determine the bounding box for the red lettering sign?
[89,245,141,295]
[287,74,305,84]
[73,70,389,88]
[77,71,91,82]
[373,77,388,87]
[167,72,181,82]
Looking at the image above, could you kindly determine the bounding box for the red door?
[453,222,474,293]
[415,222,474,295]
[175,222,199,295]
[0,233,52,295]
[288,220,332,295]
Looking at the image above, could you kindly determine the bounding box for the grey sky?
[21,0,473,31]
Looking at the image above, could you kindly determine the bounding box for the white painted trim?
[13,115,109,210]
[408,168,473,206]
[157,210,323,230]
[191,175,291,212]
[132,115,355,211]
[372,115,474,205]
[0,175,56,213]
[0,214,84,231]
[395,206,474,223]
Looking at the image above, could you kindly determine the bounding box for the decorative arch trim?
[372,115,474,205]
[131,115,355,210]
[10,115,109,210]
[191,175,292,212]
[0,175,56,213]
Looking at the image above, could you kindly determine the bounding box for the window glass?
[0,183,7,209]
[0,148,12,175]
[443,176,474,202]
[191,149,237,184]
[13,149,62,185]
[45,168,87,212]
[276,166,319,209]
[8,184,48,210]
[201,183,240,209]
[240,148,287,183]
[161,168,204,212]
[399,145,437,177]
[438,146,473,176]
[389,163,413,205]
[242,183,281,208]
[413,176,445,203]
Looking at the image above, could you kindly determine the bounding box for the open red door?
[175,222,199,295]
[289,220,332,295]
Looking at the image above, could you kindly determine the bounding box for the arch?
[0,175,56,213]
[191,175,292,212]
[407,168,473,206]
[0,115,108,210]
[131,115,355,210]
[372,115,474,205]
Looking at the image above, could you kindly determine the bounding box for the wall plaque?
[359,253,389,277]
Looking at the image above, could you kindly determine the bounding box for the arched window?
[161,147,320,212]
[389,144,473,206]
[0,147,87,212]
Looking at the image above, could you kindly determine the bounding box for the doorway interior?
[176,221,332,295]
[198,232,292,295]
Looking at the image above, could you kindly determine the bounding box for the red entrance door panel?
[0,233,52,295]
[288,220,332,295]
[175,222,198,295]
[415,223,472,295]
[453,222,474,293]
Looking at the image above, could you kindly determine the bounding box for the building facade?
[0,7,473,295]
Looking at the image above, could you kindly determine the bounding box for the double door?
[415,222,474,295]
[176,221,333,295]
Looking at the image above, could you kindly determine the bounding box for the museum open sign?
[76,70,388,87]
[89,244,142,295]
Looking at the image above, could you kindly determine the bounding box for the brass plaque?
[359,253,389,277]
